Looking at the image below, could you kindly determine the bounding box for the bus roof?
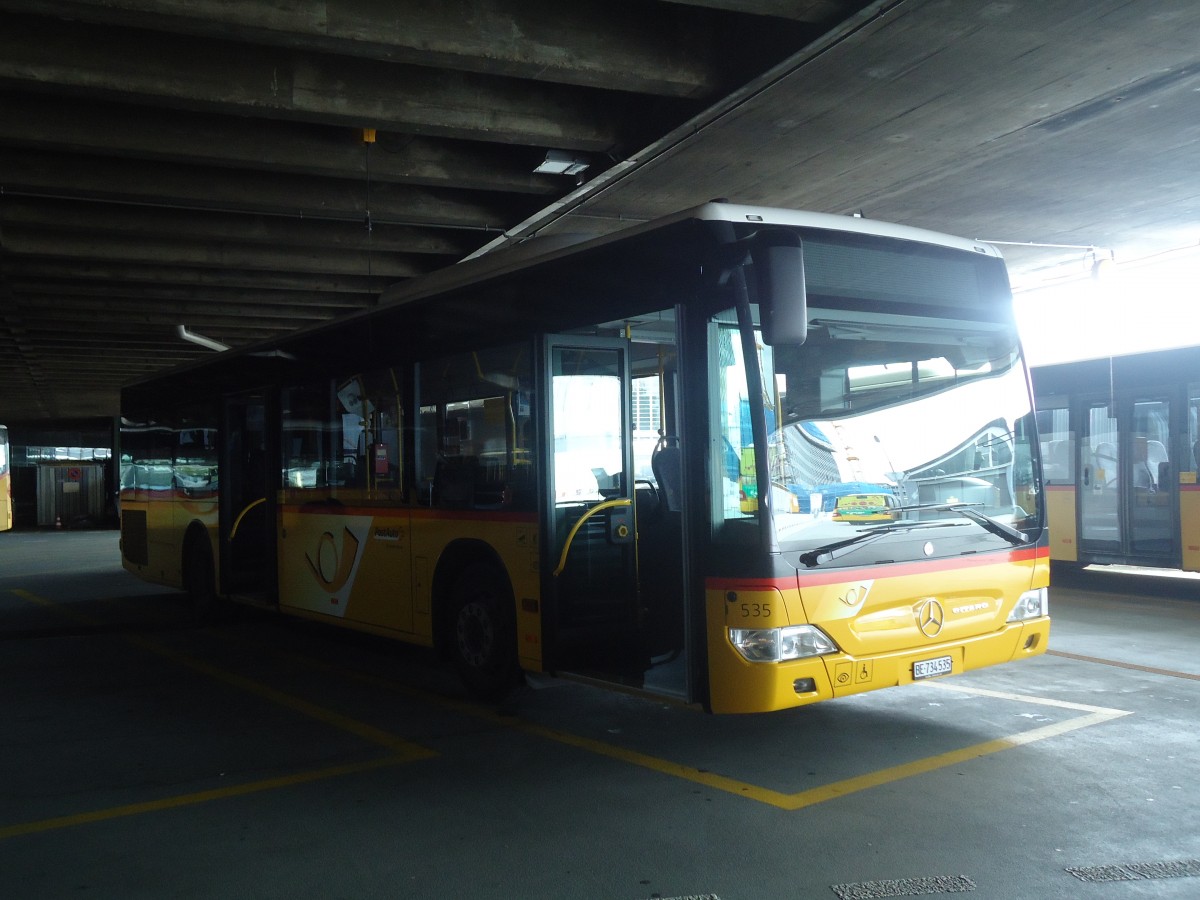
[124,203,1006,400]
[380,202,1003,307]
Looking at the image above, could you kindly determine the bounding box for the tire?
[183,531,220,622]
[449,562,519,701]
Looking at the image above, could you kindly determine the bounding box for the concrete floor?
[2,531,1198,900]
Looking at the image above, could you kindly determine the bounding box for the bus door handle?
[552,498,632,577]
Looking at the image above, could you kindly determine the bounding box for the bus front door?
[543,337,644,680]
[220,391,277,596]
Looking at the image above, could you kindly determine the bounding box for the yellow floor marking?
[4,589,434,840]
[1049,649,1200,682]
[249,637,1134,811]
[11,589,431,760]
[0,756,406,841]
[507,687,1131,811]
[11,588,1133,817]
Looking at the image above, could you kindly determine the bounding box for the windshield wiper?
[887,501,1028,547]
[796,502,1029,569]
[797,520,962,568]
[945,504,1028,546]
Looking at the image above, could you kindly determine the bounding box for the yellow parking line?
[0,756,405,841]
[11,589,432,761]
[253,638,1133,811]
[509,686,1131,811]
[1049,648,1200,682]
[4,589,435,840]
[16,587,1130,816]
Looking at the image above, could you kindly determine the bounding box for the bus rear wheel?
[183,531,219,621]
[449,563,519,701]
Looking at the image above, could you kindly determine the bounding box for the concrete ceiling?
[3,0,1199,422]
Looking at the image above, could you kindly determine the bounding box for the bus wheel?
[183,532,219,621]
[449,563,519,701]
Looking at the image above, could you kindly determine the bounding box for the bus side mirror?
[754,233,806,346]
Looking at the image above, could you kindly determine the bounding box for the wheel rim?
[456,599,494,668]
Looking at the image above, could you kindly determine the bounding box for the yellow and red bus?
[0,425,12,531]
[1033,345,1200,574]
[119,203,1049,713]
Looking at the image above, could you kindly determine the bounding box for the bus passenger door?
[542,337,642,677]
[1078,394,1177,565]
[1128,396,1176,561]
[1079,399,1121,557]
[220,391,277,596]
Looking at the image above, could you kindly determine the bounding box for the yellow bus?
[1034,345,1200,574]
[119,203,1049,713]
[0,425,11,531]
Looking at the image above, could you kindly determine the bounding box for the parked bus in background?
[0,425,11,531]
[118,203,1049,714]
[1033,345,1200,574]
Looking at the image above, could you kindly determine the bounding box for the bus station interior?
[5,1,1200,897]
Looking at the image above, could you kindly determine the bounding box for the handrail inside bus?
[552,498,632,577]
[230,497,266,539]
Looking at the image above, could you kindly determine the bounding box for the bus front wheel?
[449,563,519,701]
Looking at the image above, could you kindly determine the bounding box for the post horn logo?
[306,526,361,594]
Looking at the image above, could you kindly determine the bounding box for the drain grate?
[830,875,975,899]
[1066,859,1200,883]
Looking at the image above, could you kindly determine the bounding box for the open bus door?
[220,390,278,597]
[541,335,690,698]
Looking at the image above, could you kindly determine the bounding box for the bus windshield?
[715,310,1041,563]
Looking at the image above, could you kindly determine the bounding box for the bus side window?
[359,369,404,497]
[416,343,535,511]
[282,381,344,493]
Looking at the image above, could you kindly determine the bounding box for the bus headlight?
[1007,587,1048,622]
[730,625,839,662]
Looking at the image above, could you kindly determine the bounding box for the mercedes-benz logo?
[916,598,944,637]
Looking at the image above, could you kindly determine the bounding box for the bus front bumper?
[706,616,1050,715]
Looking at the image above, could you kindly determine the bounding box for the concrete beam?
[0,198,475,257]
[658,0,856,23]
[0,14,638,150]
[14,283,375,314]
[0,0,725,97]
[13,303,337,330]
[0,149,523,231]
[4,260,393,294]
[3,230,432,279]
[0,93,558,196]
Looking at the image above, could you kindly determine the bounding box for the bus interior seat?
[433,456,476,508]
[634,480,661,522]
[651,436,682,512]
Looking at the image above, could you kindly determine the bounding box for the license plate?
[913,655,953,679]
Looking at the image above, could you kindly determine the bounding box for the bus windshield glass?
[715,308,1041,564]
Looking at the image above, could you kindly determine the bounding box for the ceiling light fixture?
[534,150,589,177]
[177,325,229,352]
